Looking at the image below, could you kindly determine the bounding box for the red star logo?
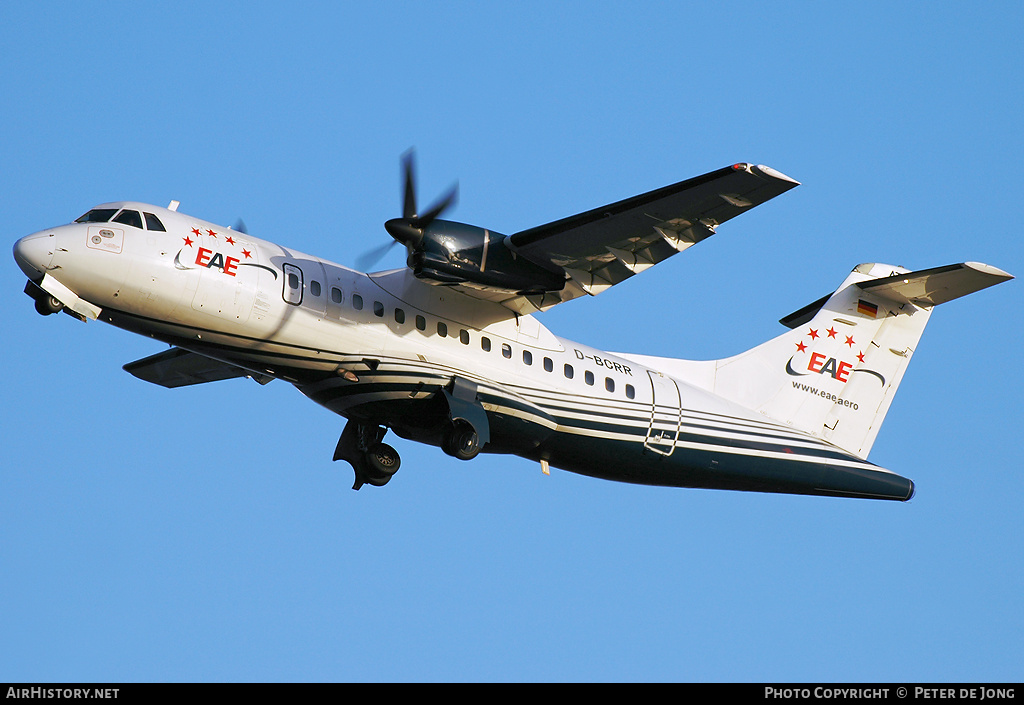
[845,335,855,347]
[808,328,819,340]
[796,341,807,353]
[207,229,217,238]
[191,227,200,236]
[183,236,194,247]
[225,236,235,245]
[827,327,838,338]
[857,351,865,363]
[241,249,252,259]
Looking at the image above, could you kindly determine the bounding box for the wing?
[460,163,799,314]
[124,347,272,388]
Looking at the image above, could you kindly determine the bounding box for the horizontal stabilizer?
[856,262,1013,306]
[124,347,271,388]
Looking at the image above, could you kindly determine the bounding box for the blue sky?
[2,2,1022,682]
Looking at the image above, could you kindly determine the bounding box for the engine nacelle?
[408,220,565,294]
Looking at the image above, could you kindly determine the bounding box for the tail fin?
[710,262,1012,458]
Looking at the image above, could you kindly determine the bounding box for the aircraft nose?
[13,232,55,279]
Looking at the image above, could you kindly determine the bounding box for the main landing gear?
[334,377,490,490]
[441,419,481,461]
[333,417,484,490]
[333,420,401,490]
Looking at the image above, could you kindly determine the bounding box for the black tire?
[442,421,480,461]
[35,295,63,316]
[365,442,400,477]
[363,472,392,487]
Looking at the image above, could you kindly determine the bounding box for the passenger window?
[523,350,533,365]
[502,343,512,359]
[605,377,615,393]
[352,294,363,310]
[113,209,143,229]
[626,384,635,399]
[481,336,491,352]
[437,322,448,337]
[564,364,574,379]
[543,357,553,372]
[395,308,405,324]
[143,212,166,231]
[282,263,303,305]
[460,330,470,345]
[373,301,384,317]
[331,287,343,304]
[416,315,426,331]
[310,280,322,297]
[585,370,594,386]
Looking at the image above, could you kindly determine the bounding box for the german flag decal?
[857,299,879,317]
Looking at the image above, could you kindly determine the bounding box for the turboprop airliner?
[13,155,1013,499]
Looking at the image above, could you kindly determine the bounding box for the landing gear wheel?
[361,441,401,486]
[366,442,400,477]
[442,421,481,461]
[35,295,63,316]
[364,472,392,487]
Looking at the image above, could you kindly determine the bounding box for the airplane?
[13,154,1013,500]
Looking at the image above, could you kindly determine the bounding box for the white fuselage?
[14,201,915,500]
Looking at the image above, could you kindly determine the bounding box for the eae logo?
[194,247,240,276]
[807,352,853,383]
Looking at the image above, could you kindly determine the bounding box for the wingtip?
[753,164,801,185]
[964,261,1014,281]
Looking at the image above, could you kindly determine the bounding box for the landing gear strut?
[333,420,401,490]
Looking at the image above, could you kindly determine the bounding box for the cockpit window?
[75,208,118,223]
[143,212,166,231]
[112,209,143,229]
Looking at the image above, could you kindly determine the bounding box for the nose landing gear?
[24,280,64,316]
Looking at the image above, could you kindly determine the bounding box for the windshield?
[75,208,118,223]
[74,207,166,231]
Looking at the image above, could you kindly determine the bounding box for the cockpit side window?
[113,209,143,229]
[75,208,118,223]
[144,212,166,231]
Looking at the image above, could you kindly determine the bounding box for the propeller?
[380,150,458,253]
[355,151,459,271]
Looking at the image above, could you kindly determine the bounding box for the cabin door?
[644,370,682,456]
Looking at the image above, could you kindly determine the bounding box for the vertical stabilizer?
[709,262,1012,459]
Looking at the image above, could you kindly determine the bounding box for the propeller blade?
[402,150,417,220]
[415,182,458,230]
[233,218,248,235]
[356,240,399,271]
